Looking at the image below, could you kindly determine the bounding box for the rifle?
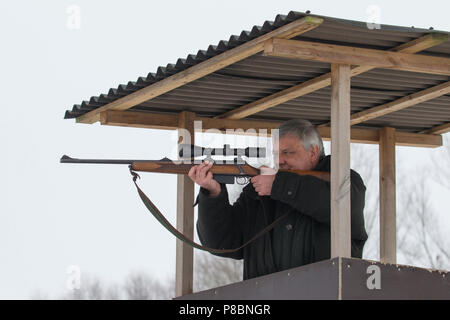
[60,144,330,184]
[60,144,330,254]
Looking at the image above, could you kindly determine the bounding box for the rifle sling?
[129,168,290,254]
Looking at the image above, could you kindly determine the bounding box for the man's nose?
[276,153,285,165]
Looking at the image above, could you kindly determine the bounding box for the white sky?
[0,0,449,299]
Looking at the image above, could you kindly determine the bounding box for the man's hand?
[188,161,221,197]
[250,166,277,196]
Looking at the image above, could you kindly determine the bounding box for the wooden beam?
[393,131,442,148]
[348,81,450,126]
[75,16,323,124]
[330,64,351,258]
[216,73,331,120]
[199,117,279,134]
[379,127,397,264]
[264,38,450,76]
[99,110,179,130]
[176,111,196,297]
[391,33,449,53]
[319,126,442,148]
[320,126,377,144]
[420,122,450,135]
[217,33,449,120]
[98,110,442,147]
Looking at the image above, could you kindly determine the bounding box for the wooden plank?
[99,110,179,130]
[330,64,351,258]
[199,116,280,134]
[216,73,331,120]
[394,131,442,148]
[379,127,397,264]
[176,111,196,297]
[420,122,450,135]
[391,33,449,53]
[320,127,442,147]
[349,81,450,126]
[264,38,450,76]
[75,16,323,124]
[319,126,376,144]
[217,33,449,120]
[98,110,442,147]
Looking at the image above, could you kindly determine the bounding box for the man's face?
[273,134,320,171]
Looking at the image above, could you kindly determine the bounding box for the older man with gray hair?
[189,119,368,280]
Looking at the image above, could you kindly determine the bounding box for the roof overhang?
[64,12,450,147]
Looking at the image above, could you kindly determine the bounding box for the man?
[188,119,368,280]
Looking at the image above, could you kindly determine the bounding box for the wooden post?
[176,111,196,296]
[330,64,351,259]
[379,127,397,264]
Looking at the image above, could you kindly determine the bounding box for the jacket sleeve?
[270,170,368,242]
[196,184,246,259]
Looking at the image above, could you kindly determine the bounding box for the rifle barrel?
[60,155,134,165]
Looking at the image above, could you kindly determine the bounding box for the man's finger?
[260,166,277,175]
[188,165,198,179]
[199,161,213,177]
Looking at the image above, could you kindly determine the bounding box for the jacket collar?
[313,155,331,172]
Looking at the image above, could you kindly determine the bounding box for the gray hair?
[277,119,325,158]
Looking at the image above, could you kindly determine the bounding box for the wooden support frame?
[75,16,323,124]
[99,110,443,147]
[216,33,449,120]
[330,64,352,259]
[176,111,196,297]
[264,39,450,76]
[379,127,397,264]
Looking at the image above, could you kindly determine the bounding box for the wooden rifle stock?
[130,161,330,182]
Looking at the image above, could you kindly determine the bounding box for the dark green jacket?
[196,155,368,280]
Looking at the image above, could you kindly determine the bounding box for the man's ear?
[309,145,319,164]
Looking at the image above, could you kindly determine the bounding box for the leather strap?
[130,167,290,254]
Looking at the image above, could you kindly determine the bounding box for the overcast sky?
[0,0,449,299]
